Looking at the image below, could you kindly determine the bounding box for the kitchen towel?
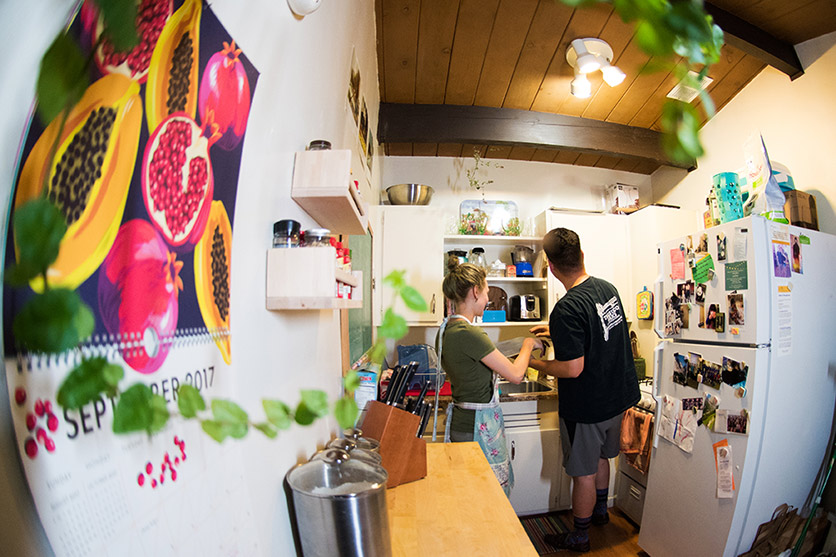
[620,407,653,475]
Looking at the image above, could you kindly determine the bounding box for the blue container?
[482,310,507,322]
[515,262,533,276]
[712,172,744,223]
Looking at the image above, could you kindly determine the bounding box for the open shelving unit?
[265,247,362,310]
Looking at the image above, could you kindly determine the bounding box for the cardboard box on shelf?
[605,184,640,214]
[783,190,818,231]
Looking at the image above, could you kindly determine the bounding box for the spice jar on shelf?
[302,228,332,247]
[273,219,301,248]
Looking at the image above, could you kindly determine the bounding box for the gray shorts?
[559,413,624,477]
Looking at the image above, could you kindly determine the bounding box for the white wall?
[652,33,836,235]
[381,155,652,233]
[0,1,380,555]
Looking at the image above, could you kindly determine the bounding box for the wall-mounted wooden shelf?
[291,149,369,235]
[266,247,362,310]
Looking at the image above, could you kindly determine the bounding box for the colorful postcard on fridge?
[728,293,745,325]
[670,248,686,280]
[722,357,748,388]
[702,360,722,390]
[772,239,791,278]
[791,234,803,274]
[717,233,727,261]
[687,352,702,389]
[699,393,720,429]
[673,353,689,386]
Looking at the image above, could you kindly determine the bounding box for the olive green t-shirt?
[435,319,496,433]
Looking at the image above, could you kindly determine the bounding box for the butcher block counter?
[386,442,537,556]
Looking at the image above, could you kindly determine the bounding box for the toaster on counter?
[508,295,541,321]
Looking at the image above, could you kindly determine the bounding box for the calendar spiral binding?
[14,327,231,372]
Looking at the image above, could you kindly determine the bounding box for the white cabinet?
[500,398,570,515]
[371,206,445,325]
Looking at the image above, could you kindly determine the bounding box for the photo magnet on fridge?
[791,234,803,274]
[687,352,702,390]
[673,353,689,386]
[722,357,748,389]
[697,233,709,254]
[695,283,706,304]
[702,360,722,390]
[717,233,727,261]
[699,393,720,429]
[728,293,744,325]
[714,312,726,333]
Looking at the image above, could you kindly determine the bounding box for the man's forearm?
[529,356,583,379]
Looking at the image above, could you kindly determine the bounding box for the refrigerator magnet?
[714,312,725,333]
[697,233,709,254]
[728,293,745,325]
[722,357,748,389]
[673,353,689,386]
[702,360,722,390]
[695,283,706,305]
[717,233,727,261]
[791,234,803,274]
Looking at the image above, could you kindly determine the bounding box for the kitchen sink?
[498,380,554,395]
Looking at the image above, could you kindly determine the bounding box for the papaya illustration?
[145,0,202,133]
[194,201,231,364]
[15,73,142,292]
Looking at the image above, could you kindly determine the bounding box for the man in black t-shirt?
[529,228,639,553]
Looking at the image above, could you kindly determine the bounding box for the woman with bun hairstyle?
[436,262,544,496]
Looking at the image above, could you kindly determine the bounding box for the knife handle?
[384,366,402,404]
[412,380,431,414]
[417,402,431,437]
[394,361,418,405]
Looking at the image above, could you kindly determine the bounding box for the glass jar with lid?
[302,228,332,247]
[273,219,301,248]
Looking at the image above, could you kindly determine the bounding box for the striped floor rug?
[519,513,570,555]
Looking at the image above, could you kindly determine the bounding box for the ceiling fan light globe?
[576,53,600,74]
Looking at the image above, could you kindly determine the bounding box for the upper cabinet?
[291,149,369,235]
[371,206,444,325]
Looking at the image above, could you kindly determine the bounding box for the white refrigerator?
[638,216,836,557]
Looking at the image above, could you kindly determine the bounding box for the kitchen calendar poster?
[3,1,260,555]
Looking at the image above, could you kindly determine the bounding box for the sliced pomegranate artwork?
[198,40,252,151]
[141,113,221,252]
[98,219,184,374]
[81,0,174,83]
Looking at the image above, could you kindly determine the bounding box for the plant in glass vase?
[502,217,521,237]
[458,210,488,235]
[465,149,503,200]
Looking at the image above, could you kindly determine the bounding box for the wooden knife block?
[360,400,427,488]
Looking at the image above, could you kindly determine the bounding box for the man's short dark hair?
[543,228,583,275]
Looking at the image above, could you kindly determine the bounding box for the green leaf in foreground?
[379,308,408,341]
[295,390,329,426]
[96,0,140,52]
[113,384,170,435]
[13,289,94,353]
[399,285,427,312]
[177,384,206,418]
[254,423,278,439]
[344,370,361,392]
[6,199,67,286]
[382,270,406,290]
[211,399,249,424]
[56,356,123,410]
[334,396,359,429]
[263,399,293,430]
[36,32,87,125]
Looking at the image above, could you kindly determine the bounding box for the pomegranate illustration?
[141,113,220,251]
[98,219,183,374]
[198,41,251,151]
[81,0,174,83]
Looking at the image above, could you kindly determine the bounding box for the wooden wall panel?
[387,143,414,156]
[473,0,539,108]
[530,149,558,163]
[414,0,459,104]
[444,0,500,105]
[503,0,574,110]
[508,146,537,161]
[437,143,463,157]
[412,143,439,156]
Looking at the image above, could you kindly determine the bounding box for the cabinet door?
[374,206,444,325]
[505,426,563,516]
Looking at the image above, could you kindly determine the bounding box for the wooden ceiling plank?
[437,143,464,157]
[607,55,677,125]
[647,43,747,131]
[594,155,622,169]
[473,0,540,108]
[694,54,766,127]
[766,1,836,44]
[530,3,614,114]
[415,0,460,104]
[380,0,421,103]
[631,159,662,175]
[387,143,414,156]
[530,149,559,163]
[486,145,513,160]
[581,37,653,122]
[626,59,685,129]
[508,146,538,161]
[375,0,386,99]
[502,0,575,110]
[412,143,439,156]
[574,153,602,167]
[613,158,642,173]
[705,1,804,79]
[554,150,581,165]
[378,103,695,169]
[559,11,636,117]
[444,0,501,105]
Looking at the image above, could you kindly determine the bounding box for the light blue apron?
[439,315,514,496]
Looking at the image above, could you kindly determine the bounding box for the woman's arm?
[480,337,542,384]
[528,355,584,379]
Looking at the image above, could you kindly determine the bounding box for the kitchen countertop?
[386,442,538,556]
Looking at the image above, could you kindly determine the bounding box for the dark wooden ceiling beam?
[378,103,695,171]
[705,2,804,80]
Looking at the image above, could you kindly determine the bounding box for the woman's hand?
[529,324,550,338]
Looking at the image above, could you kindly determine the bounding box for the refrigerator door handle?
[653,276,664,339]
[652,342,664,449]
